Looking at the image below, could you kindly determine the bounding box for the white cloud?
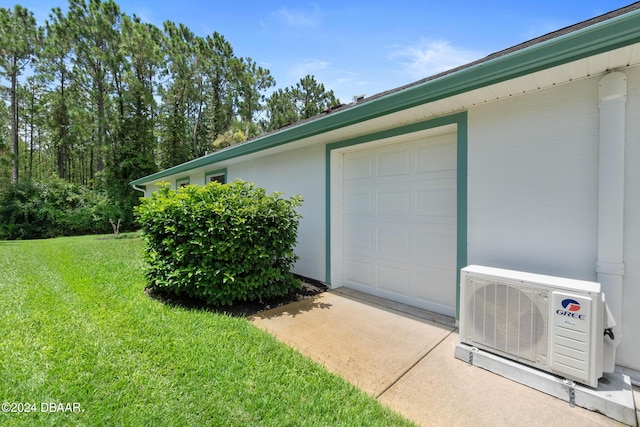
[273,5,320,28]
[287,59,330,80]
[389,38,485,80]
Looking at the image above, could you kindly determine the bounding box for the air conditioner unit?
[459,265,617,388]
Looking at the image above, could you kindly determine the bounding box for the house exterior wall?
[226,143,327,281]
[135,67,640,372]
[467,69,640,371]
[467,76,599,280]
[142,182,170,197]
[187,171,205,186]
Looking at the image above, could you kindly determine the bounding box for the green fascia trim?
[204,168,228,184]
[131,8,640,187]
[325,112,468,319]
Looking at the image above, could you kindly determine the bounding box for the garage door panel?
[345,224,373,252]
[417,185,457,219]
[378,264,410,296]
[377,189,411,216]
[341,130,457,316]
[417,136,457,174]
[377,227,411,257]
[346,223,413,260]
[345,154,373,180]
[378,147,411,177]
[415,228,456,267]
[345,260,373,287]
[344,190,373,215]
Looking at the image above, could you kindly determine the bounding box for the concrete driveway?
[249,288,638,426]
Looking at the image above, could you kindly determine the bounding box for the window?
[205,169,227,184]
[207,174,225,184]
[176,177,190,189]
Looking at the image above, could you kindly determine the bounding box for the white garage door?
[341,131,457,316]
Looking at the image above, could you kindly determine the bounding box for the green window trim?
[175,177,190,189]
[205,168,228,184]
[325,112,468,318]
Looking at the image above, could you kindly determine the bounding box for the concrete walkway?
[249,288,639,426]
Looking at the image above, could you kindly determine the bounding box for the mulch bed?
[145,276,328,317]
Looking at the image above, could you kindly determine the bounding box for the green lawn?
[0,235,415,426]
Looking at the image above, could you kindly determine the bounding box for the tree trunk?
[90,143,95,182]
[29,83,34,180]
[57,75,68,179]
[10,64,19,183]
[193,97,202,157]
[96,78,105,172]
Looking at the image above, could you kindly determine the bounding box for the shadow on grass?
[145,276,330,318]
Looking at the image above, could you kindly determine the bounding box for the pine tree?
[0,5,41,183]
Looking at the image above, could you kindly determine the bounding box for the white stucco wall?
[188,171,205,186]
[227,143,327,282]
[467,76,599,280]
[467,69,640,372]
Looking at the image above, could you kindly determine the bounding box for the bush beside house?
[134,180,303,306]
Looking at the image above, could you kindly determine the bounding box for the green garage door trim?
[326,111,468,318]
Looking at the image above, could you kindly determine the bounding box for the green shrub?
[134,180,303,306]
[0,178,123,240]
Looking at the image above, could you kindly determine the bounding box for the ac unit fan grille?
[466,278,549,365]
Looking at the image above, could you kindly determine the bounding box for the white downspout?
[597,71,626,357]
[132,184,146,196]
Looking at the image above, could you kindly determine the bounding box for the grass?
[0,235,416,426]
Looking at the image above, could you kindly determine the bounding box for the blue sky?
[9,0,634,102]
